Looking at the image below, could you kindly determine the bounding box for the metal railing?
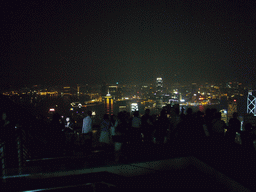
[0,128,32,178]
[1,127,255,179]
[16,128,31,174]
[0,141,6,178]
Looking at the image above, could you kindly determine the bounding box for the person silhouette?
[240,123,256,152]
[155,109,169,144]
[99,114,111,145]
[130,111,142,144]
[226,112,241,143]
[141,109,154,143]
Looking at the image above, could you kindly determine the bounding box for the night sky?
[1,0,256,89]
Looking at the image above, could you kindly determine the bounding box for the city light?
[131,103,138,112]
[2,0,256,178]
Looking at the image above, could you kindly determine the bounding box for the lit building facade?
[156,77,163,93]
[228,99,237,121]
[156,77,164,109]
[103,92,113,115]
[247,90,256,116]
[108,85,118,100]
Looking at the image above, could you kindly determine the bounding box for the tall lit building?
[108,85,118,99]
[62,86,72,97]
[77,84,80,96]
[156,77,163,93]
[247,90,256,116]
[156,77,164,109]
[103,91,113,115]
[228,99,237,121]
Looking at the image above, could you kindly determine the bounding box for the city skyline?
[1,1,256,90]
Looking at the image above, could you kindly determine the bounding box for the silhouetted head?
[117,112,123,120]
[117,111,126,123]
[170,108,176,117]
[186,108,193,115]
[133,111,139,117]
[87,111,92,117]
[211,108,217,117]
[145,109,150,115]
[160,109,167,117]
[196,111,204,118]
[110,114,116,122]
[215,112,222,119]
[103,114,109,120]
[126,112,131,118]
[245,123,253,132]
[205,108,211,116]
[181,107,185,114]
[233,112,238,118]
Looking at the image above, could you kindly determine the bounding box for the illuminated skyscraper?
[228,99,237,121]
[156,77,163,93]
[103,91,113,115]
[156,77,163,109]
[247,90,256,116]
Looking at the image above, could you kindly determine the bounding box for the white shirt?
[82,116,92,133]
[110,120,118,136]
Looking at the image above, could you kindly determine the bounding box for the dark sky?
[1,0,256,89]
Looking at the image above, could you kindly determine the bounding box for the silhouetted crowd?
[94,107,256,161]
[1,107,256,164]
